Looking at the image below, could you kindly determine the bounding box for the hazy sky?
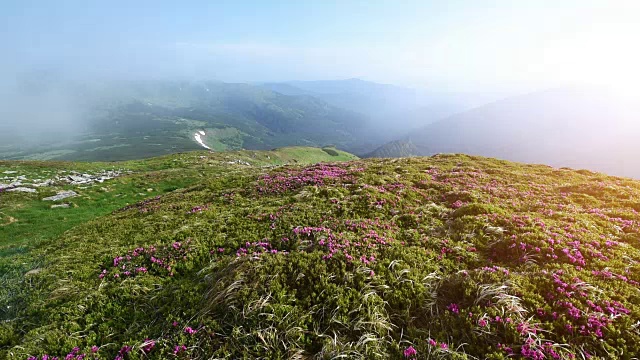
[2,0,640,91]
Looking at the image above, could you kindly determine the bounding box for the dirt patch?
[25,268,42,276]
[0,212,17,226]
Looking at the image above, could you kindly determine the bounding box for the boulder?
[43,190,78,201]
[7,187,36,193]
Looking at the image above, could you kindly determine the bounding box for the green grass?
[0,147,358,343]
[0,147,356,251]
[2,151,640,359]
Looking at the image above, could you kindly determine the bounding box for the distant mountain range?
[1,78,504,162]
[0,80,383,161]
[261,79,504,138]
[6,77,639,178]
[370,86,640,178]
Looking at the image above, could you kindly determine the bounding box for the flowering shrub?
[255,163,363,194]
[99,240,192,280]
[7,155,640,359]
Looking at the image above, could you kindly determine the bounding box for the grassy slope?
[2,153,640,359]
[0,146,355,250]
[366,139,418,158]
[0,146,356,357]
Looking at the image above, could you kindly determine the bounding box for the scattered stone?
[33,179,55,187]
[68,175,87,183]
[51,203,70,209]
[7,187,36,193]
[146,188,154,192]
[227,160,251,166]
[0,182,22,191]
[43,190,78,201]
[61,170,126,185]
[3,171,17,174]
[25,268,42,276]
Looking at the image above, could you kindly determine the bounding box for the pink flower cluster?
[538,270,631,339]
[174,345,187,355]
[256,164,363,194]
[119,195,162,214]
[292,220,394,262]
[187,204,209,214]
[446,303,460,314]
[403,345,417,358]
[27,345,102,360]
[235,239,287,258]
[141,339,156,354]
[427,338,449,349]
[100,240,191,280]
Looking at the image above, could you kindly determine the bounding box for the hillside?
[283,79,419,115]
[375,87,640,178]
[3,150,640,359]
[366,139,418,158]
[0,80,377,161]
[262,79,509,137]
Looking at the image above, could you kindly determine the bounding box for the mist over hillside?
[1,75,514,162]
[0,78,389,161]
[4,73,640,180]
[262,79,508,138]
[372,86,640,178]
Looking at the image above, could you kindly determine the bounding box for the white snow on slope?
[194,132,211,150]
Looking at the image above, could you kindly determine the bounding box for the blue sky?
[2,0,639,91]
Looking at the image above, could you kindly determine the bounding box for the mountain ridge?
[371,86,640,178]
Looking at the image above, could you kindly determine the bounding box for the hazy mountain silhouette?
[373,86,640,178]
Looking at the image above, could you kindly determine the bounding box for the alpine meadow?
[3,1,640,359]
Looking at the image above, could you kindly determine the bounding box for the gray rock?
[7,187,36,193]
[0,182,21,191]
[33,179,55,187]
[68,175,87,183]
[51,203,70,209]
[3,171,17,174]
[227,160,251,166]
[43,190,78,201]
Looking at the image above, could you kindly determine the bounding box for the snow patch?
[194,132,211,150]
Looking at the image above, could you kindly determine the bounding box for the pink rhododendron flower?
[403,346,417,358]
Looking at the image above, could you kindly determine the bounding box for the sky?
[2,0,640,92]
